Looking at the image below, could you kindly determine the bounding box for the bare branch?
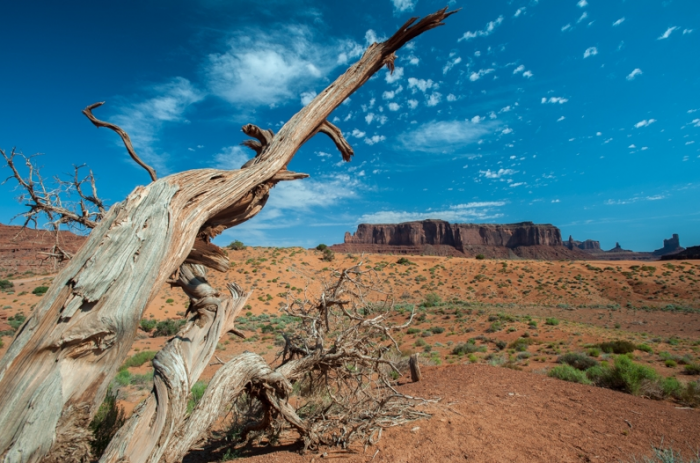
[316,120,354,162]
[82,101,157,182]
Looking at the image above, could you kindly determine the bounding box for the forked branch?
[82,101,157,182]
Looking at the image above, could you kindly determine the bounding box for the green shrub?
[7,313,26,331]
[548,364,592,385]
[139,318,157,333]
[558,352,598,371]
[32,286,49,296]
[423,292,441,307]
[452,342,485,356]
[165,298,174,304]
[114,369,132,387]
[598,340,636,354]
[227,240,245,250]
[545,318,559,326]
[587,347,601,357]
[662,377,683,397]
[322,249,335,262]
[121,351,157,369]
[637,343,653,353]
[406,328,420,335]
[0,279,13,291]
[315,244,328,251]
[589,355,659,395]
[528,320,537,328]
[187,381,208,414]
[684,364,700,375]
[509,338,534,352]
[429,326,445,334]
[153,319,186,337]
[89,387,125,459]
[397,257,414,265]
[665,359,677,368]
[486,321,502,333]
[475,254,485,260]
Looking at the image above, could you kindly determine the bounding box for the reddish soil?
[190,364,700,463]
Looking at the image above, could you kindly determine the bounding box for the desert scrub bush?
[429,326,445,334]
[0,279,13,291]
[121,351,157,369]
[665,359,677,368]
[452,342,486,356]
[187,381,208,414]
[486,321,502,333]
[548,364,592,385]
[637,343,653,353]
[475,254,485,260]
[315,243,328,251]
[32,286,48,295]
[684,364,700,375]
[545,317,559,326]
[396,257,415,265]
[227,240,246,250]
[7,313,26,331]
[422,292,441,308]
[406,328,420,335]
[509,338,534,352]
[322,249,335,262]
[89,386,125,459]
[627,447,700,463]
[587,347,601,357]
[139,318,157,333]
[588,355,659,395]
[598,340,636,354]
[557,352,598,371]
[153,318,186,337]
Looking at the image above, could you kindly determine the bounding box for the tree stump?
[409,353,422,382]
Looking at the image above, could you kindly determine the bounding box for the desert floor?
[1,248,699,461]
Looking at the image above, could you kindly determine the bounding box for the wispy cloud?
[399,119,497,153]
[442,56,462,74]
[605,195,666,205]
[391,0,416,13]
[211,145,250,170]
[469,68,495,81]
[612,17,625,26]
[479,168,517,179]
[112,77,204,172]
[514,7,526,17]
[458,15,504,42]
[626,68,642,81]
[634,119,656,128]
[542,97,569,104]
[357,202,506,224]
[577,0,588,7]
[658,26,678,40]
[583,46,598,58]
[206,25,361,107]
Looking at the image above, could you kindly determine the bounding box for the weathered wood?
[409,354,422,382]
[0,8,456,462]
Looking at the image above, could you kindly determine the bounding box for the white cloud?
[443,56,462,74]
[522,70,533,78]
[542,97,569,104]
[426,92,442,107]
[626,68,642,81]
[583,47,598,58]
[551,199,560,203]
[388,102,401,111]
[357,202,505,224]
[557,116,566,122]
[458,15,504,42]
[113,77,204,170]
[577,12,588,24]
[391,0,417,13]
[364,135,386,145]
[577,0,588,7]
[501,127,513,135]
[509,182,525,188]
[386,66,404,84]
[212,145,250,170]
[471,115,483,123]
[206,26,358,107]
[513,65,525,74]
[692,119,700,127]
[628,144,636,148]
[406,55,420,66]
[634,119,656,128]
[683,29,694,35]
[469,68,495,81]
[399,119,497,153]
[447,94,457,102]
[365,113,375,124]
[300,90,317,105]
[407,99,418,109]
[479,168,517,179]
[658,27,678,40]
[351,129,366,138]
[605,194,666,205]
[562,24,572,32]
[408,77,435,92]
[514,7,525,17]
[613,17,625,26]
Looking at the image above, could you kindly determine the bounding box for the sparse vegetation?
[548,364,592,385]
[31,286,48,296]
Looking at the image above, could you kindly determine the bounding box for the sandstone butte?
[330,219,592,260]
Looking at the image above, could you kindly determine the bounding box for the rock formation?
[0,223,86,275]
[564,235,601,251]
[332,220,590,259]
[661,245,700,260]
[653,234,685,256]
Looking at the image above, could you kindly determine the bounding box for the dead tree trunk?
[0,8,456,463]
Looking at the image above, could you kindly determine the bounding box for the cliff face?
[0,223,86,275]
[344,220,563,249]
[335,220,588,259]
[564,236,601,251]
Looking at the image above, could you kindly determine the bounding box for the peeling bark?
[0,8,456,463]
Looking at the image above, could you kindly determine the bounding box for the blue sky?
[1,0,699,251]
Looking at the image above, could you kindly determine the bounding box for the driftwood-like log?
[0,8,456,463]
